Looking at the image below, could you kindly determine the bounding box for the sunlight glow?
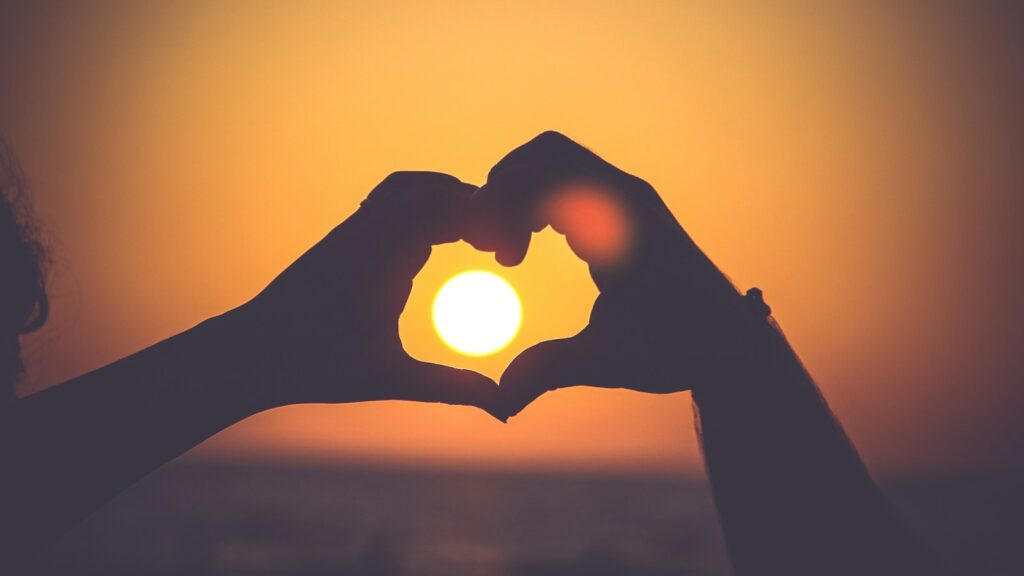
[432,271,522,356]
[543,183,631,266]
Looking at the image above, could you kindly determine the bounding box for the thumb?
[398,360,503,420]
[497,334,595,420]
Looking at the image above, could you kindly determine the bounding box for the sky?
[1,0,1022,476]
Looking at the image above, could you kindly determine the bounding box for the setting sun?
[432,271,522,357]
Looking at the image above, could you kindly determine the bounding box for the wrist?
[199,306,283,416]
[690,291,789,406]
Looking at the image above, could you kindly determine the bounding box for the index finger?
[359,171,480,246]
[465,132,663,284]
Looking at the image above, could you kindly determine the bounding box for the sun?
[432,270,522,356]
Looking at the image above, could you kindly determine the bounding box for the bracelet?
[744,287,771,319]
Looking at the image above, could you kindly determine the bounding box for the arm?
[693,316,947,575]
[0,172,499,564]
[0,311,265,559]
[473,132,945,575]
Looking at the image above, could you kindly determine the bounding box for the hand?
[233,172,500,416]
[467,132,759,419]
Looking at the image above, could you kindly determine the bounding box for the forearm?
[693,320,944,575]
[0,309,269,559]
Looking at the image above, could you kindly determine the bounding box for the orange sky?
[1,0,1022,476]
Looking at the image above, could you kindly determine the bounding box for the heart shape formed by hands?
[465,132,756,420]
[242,132,758,424]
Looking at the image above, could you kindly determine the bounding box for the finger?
[359,171,480,281]
[465,132,606,265]
[466,132,667,286]
[466,180,535,266]
[496,333,601,420]
[395,359,503,420]
[361,171,479,247]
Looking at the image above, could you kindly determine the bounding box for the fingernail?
[495,249,525,267]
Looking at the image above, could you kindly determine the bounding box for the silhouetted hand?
[234,172,500,415]
[468,132,757,419]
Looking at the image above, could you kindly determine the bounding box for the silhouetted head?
[0,141,48,404]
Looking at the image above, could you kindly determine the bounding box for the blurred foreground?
[42,461,1020,575]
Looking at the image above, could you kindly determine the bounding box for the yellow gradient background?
[2,0,1022,475]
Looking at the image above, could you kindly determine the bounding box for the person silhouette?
[0,143,500,569]
[1,131,953,575]
[467,131,951,576]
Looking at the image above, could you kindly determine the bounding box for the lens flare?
[542,182,631,266]
[432,270,522,356]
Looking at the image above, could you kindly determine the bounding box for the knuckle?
[379,171,409,187]
[367,172,466,211]
[531,130,573,147]
[386,171,463,193]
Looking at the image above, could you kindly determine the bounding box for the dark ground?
[37,460,1022,575]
